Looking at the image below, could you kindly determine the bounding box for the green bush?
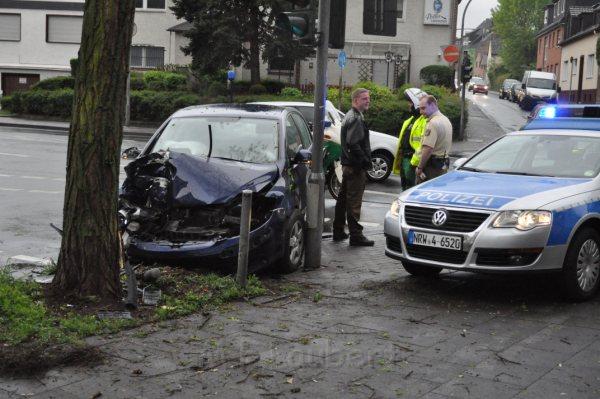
[32,76,74,91]
[143,71,187,91]
[249,84,267,95]
[352,81,395,102]
[207,81,226,97]
[43,89,74,118]
[70,58,79,78]
[419,65,454,88]
[262,79,286,94]
[130,90,201,121]
[130,72,146,90]
[280,87,302,97]
[1,92,23,114]
[232,81,252,94]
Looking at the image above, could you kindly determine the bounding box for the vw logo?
[432,209,448,226]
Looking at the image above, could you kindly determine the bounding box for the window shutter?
[383,0,397,36]
[0,14,20,41]
[145,47,165,68]
[363,0,376,34]
[130,47,143,67]
[47,16,83,44]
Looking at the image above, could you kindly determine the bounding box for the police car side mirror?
[291,148,312,165]
[453,157,468,170]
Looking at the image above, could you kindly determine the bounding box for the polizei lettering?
[408,190,499,208]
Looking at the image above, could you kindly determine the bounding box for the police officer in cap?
[415,95,452,183]
[393,88,428,190]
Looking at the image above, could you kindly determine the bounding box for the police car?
[384,126,600,300]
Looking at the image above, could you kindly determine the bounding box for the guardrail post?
[236,190,252,287]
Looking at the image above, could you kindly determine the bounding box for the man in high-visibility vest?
[393,88,428,190]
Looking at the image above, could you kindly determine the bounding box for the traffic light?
[461,53,472,83]
[275,0,315,45]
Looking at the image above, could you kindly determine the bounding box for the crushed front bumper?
[383,203,567,273]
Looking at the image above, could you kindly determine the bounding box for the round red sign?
[443,45,460,63]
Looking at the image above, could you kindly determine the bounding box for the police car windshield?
[461,134,600,178]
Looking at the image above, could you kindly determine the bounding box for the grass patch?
[0,267,266,375]
[0,109,13,117]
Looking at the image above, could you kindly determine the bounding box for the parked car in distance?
[500,79,519,100]
[509,82,522,103]
[468,77,484,91]
[120,104,313,273]
[469,77,487,94]
[252,100,399,183]
[519,70,560,111]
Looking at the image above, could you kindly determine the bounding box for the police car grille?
[404,205,490,233]
[405,245,467,264]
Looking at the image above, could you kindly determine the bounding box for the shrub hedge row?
[0,76,466,138]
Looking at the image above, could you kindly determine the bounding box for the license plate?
[408,231,462,251]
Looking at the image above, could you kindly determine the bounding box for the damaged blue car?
[120,104,312,272]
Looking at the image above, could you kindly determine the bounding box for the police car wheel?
[402,261,442,277]
[280,211,305,274]
[562,227,600,301]
[367,152,393,182]
[327,169,341,200]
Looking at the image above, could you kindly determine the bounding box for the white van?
[519,70,560,111]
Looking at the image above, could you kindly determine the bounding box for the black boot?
[349,235,374,247]
[333,230,349,241]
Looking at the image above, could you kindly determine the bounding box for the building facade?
[558,4,600,103]
[464,19,501,82]
[235,0,460,88]
[0,0,191,96]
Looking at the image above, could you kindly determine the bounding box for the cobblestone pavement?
[2,233,600,399]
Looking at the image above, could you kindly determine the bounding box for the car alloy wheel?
[576,239,600,293]
[288,220,304,266]
[367,153,392,182]
[327,170,341,199]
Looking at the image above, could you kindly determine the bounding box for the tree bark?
[249,9,261,85]
[52,0,135,301]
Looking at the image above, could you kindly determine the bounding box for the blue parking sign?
[338,51,347,69]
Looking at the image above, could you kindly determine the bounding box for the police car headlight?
[492,210,552,230]
[390,199,401,219]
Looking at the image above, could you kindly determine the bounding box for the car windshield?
[461,134,600,178]
[471,78,484,84]
[527,78,555,90]
[151,116,279,164]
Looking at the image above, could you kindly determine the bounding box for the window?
[572,58,578,76]
[587,54,595,79]
[285,115,303,160]
[290,113,312,149]
[363,0,397,36]
[562,60,568,81]
[0,13,20,41]
[136,0,165,9]
[46,15,83,44]
[130,46,164,68]
[268,57,294,73]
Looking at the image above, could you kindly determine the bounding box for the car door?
[285,113,310,211]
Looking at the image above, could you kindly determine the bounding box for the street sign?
[227,70,236,81]
[337,50,346,69]
[443,45,460,63]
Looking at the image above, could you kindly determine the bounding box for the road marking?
[29,190,62,194]
[0,174,13,177]
[364,190,399,198]
[0,187,23,192]
[21,175,45,180]
[0,152,30,158]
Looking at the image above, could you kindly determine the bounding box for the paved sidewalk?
[2,235,599,399]
[450,101,505,158]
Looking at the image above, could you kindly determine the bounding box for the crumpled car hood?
[122,151,279,207]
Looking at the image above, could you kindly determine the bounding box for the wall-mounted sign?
[19,77,27,84]
[424,0,450,26]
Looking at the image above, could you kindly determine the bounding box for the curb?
[0,120,155,141]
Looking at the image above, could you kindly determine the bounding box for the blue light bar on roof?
[538,106,556,119]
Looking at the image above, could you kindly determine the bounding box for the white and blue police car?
[384,127,600,300]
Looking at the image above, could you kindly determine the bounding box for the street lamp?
[385,51,394,88]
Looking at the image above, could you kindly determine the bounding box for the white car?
[250,100,399,183]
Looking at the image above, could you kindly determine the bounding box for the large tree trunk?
[249,10,261,85]
[52,0,135,301]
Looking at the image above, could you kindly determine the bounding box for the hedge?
[31,76,74,91]
[130,90,201,121]
[420,65,454,88]
[143,71,187,91]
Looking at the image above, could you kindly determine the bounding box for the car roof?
[171,103,287,119]
[510,128,600,136]
[249,100,334,108]
[522,118,600,131]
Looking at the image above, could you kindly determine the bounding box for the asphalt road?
[0,127,399,264]
[467,90,529,133]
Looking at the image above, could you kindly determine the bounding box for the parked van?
[519,70,560,111]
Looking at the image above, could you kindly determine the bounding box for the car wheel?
[327,168,341,199]
[562,227,600,301]
[280,211,305,273]
[368,152,393,182]
[402,261,443,277]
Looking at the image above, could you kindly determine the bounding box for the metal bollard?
[236,190,252,287]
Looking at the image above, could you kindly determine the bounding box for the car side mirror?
[122,146,141,159]
[324,120,332,128]
[522,83,526,89]
[291,148,311,165]
[307,122,314,131]
[453,157,468,169]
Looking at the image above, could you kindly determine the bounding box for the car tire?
[402,261,443,277]
[562,227,600,301]
[367,151,393,183]
[280,210,305,273]
[327,168,341,200]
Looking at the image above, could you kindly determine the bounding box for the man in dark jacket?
[333,88,374,246]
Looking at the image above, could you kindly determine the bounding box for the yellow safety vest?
[393,115,426,174]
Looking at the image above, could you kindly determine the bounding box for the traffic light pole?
[458,0,473,141]
[305,0,330,270]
